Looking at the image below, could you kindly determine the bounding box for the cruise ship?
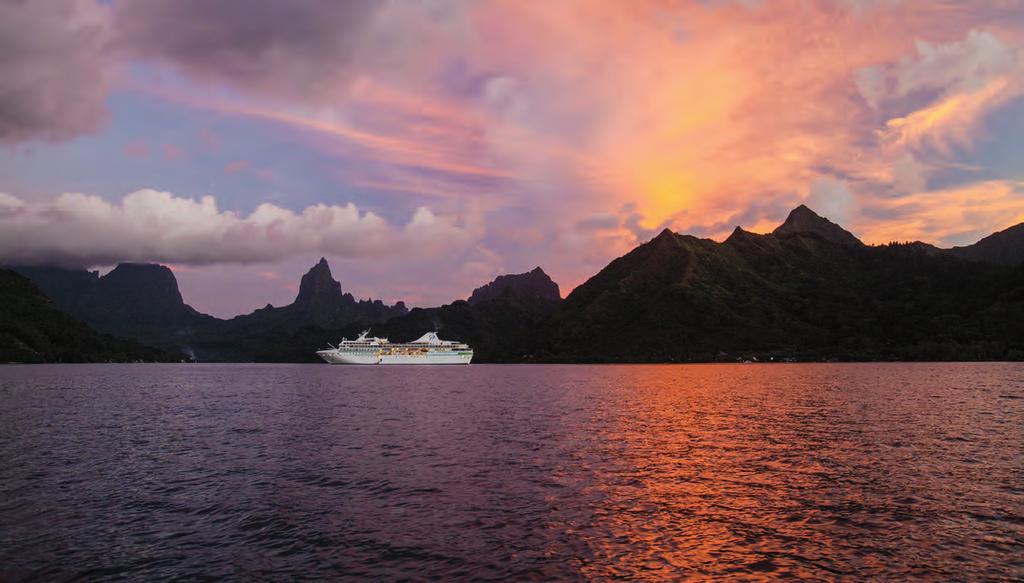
[316,331,473,365]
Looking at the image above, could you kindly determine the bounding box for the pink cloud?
[122,139,150,158]
[6,0,1024,308]
[224,159,250,174]
[224,159,276,181]
[161,142,184,161]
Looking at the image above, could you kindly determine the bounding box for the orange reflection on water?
[534,363,1023,580]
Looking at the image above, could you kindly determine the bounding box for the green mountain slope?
[0,269,175,363]
[534,207,1024,362]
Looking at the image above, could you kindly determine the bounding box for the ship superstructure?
[316,331,473,365]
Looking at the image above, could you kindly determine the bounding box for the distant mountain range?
[12,258,406,362]
[0,269,174,363]
[6,205,1024,363]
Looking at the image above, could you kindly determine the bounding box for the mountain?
[12,258,407,361]
[467,267,561,305]
[217,258,407,334]
[772,204,863,248]
[947,223,1024,266]
[377,269,562,362]
[0,269,174,363]
[186,259,408,361]
[272,268,565,363]
[9,207,1023,363]
[531,207,1024,362]
[11,263,214,347]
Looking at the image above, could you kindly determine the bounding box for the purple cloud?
[113,0,379,102]
[0,0,111,142]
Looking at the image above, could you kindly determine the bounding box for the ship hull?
[316,349,472,365]
[316,350,382,365]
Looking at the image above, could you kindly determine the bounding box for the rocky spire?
[295,257,344,304]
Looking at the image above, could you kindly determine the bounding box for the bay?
[1,363,1022,580]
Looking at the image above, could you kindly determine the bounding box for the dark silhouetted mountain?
[271,270,565,363]
[947,222,1024,266]
[296,257,344,304]
[377,291,561,363]
[530,207,1024,362]
[772,204,863,248]
[0,269,174,363]
[11,263,214,347]
[467,267,561,305]
[217,258,407,332]
[182,258,408,361]
[10,207,1024,363]
[12,258,406,361]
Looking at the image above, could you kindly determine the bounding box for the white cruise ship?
[316,331,473,365]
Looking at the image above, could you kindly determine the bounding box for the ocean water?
[0,363,1022,581]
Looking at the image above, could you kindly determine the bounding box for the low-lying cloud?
[0,189,480,268]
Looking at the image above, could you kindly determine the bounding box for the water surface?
[1,363,1022,580]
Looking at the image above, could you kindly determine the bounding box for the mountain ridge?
[530,209,1024,362]
[8,205,1024,362]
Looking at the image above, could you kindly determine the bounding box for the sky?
[1,0,1023,318]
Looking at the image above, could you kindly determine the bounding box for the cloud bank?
[0,0,111,142]
[0,190,480,268]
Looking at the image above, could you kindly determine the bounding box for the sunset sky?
[2,0,1023,317]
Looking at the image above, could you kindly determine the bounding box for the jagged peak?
[295,257,343,304]
[724,226,757,245]
[773,204,863,248]
[728,225,749,237]
[646,228,678,250]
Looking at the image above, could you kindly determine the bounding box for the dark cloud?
[113,0,380,101]
[0,0,111,143]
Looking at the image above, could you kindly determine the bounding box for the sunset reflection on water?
[1,363,1021,580]
[537,364,1023,580]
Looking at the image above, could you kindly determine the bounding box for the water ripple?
[0,363,1022,580]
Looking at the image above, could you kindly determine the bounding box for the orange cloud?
[115,0,1024,298]
[882,77,1015,154]
[856,180,1024,246]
